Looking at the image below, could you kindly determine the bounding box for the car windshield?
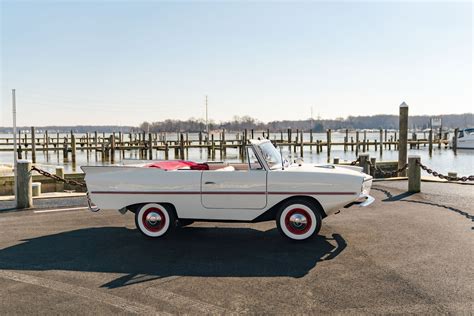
[257,142,283,170]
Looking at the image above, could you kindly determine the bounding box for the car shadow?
[372,187,474,224]
[0,226,346,289]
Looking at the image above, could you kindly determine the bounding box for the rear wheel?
[276,199,322,241]
[135,203,176,238]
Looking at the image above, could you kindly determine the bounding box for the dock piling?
[408,155,421,193]
[398,102,408,176]
[16,160,33,209]
[30,127,36,163]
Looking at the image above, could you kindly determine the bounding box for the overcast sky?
[1,1,472,126]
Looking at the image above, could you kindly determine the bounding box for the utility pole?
[12,89,18,167]
[310,106,314,130]
[12,89,18,205]
[205,95,209,135]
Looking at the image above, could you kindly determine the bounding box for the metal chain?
[365,160,408,177]
[416,161,474,182]
[350,157,360,165]
[31,166,87,187]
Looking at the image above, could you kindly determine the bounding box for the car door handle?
[204,181,216,185]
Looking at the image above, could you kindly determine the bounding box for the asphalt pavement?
[0,181,472,314]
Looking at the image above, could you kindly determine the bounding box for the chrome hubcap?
[146,212,162,226]
[289,213,308,230]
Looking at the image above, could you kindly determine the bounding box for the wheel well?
[252,195,327,222]
[126,202,178,219]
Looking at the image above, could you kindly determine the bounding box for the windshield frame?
[253,140,283,170]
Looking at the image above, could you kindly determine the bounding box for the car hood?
[281,163,367,177]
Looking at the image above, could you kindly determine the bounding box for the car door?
[201,148,267,209]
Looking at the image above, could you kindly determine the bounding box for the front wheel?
[276,199,322,241]
[135,203,176,238]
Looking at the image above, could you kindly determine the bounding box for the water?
[0,131,473,177]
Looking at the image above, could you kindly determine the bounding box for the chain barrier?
[348,156,472,181]
[31,166,87,188]
[365,160,408,177]
[416,161,474,182]
[350,157,360,165]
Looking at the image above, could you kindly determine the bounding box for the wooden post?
[394,131,398,150]
[363,130,367,152]
[333,157,340,164]
[287,129,291,151]
[398,102,409,176]
[199,131,202,145]
[350,136,354,152]
[428,129,433,156]
[110,135,115,163]
[379,129,383,157]
[164,142,169,160]
[94,131,98,152]
[180,133,185,160]
[251,129,254,139]
[355,131,359,156]
[210,134,215,160]
[452,128,458,153]
[294,129,299,153]
[359,153,370,174]
[370,157,376,177]
[222,129,226,158]
[63,137,69,161]
[148,133,153,160]
[71,133,76,163]
[16,160,33,208]
[56,166,65,192]
[326,129,331,163]
[30,127,36,163]
[438,127,442,149]
[408,155,421,193]
[344,129,348,152]
[45,130,49,153]
[384,129,388,149]
[300,130,304,157]
[85,132,90,154]
[185,132,189,157]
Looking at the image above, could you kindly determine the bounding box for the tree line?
[1,113,471,133]
[136,114,473,132]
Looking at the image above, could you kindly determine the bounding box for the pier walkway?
[0,182,472,314]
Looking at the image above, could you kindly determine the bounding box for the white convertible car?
[82,139,374,241]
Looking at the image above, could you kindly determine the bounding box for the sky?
[1,1,473,126]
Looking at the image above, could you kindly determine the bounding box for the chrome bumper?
[354,194,375,207]
[86,193,100,212]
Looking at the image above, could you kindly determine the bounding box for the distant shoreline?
[0,113,472,133]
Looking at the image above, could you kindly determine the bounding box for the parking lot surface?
[0,182,473,314]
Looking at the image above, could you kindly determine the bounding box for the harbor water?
[0,131,473,177]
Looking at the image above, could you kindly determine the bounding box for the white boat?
[82,139,374,241]
[450,128,474,149]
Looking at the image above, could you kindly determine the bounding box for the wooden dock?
[0,127,453,164]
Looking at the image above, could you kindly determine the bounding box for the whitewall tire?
[276,200,322,241]
[135,203,175,238]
